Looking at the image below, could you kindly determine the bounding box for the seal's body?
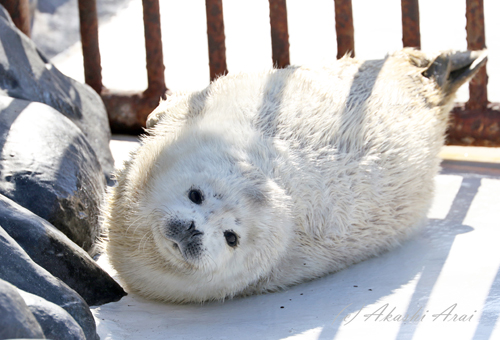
[104,49,486,303]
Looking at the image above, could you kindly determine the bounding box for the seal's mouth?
[162,219,205,262]
[167,240,186,261]
[166,236,204,263]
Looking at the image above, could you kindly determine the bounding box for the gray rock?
[0,4,114,181]
[20,290,86,340]
[0,96,106,252]
[0,279,45,339]
[0,226,99,340]
[0,193,126,306]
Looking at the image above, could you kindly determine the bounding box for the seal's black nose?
[188,221,203,237]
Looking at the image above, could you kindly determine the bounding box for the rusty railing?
[80,0,167,133]
[2,0,499,145]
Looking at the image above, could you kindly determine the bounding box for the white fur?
[103,49,484,303]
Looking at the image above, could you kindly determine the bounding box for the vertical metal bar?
[401,0,421,49]
[334,0,355,59]
[269,0,290,68]
[142,0,166,95]
[205,0,227,81]
[78,0,103,94]
[0,0,31,37]
[466,0,488,110]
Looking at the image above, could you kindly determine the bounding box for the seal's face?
[148,156,258,271]
[116,130,293,302]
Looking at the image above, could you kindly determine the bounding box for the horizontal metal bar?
[101,89,168,134]
[102,91,500,147]
[447,103,500,146]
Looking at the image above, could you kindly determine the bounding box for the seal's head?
[105,122,294,303]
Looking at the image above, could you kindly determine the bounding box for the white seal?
[103,49,487,303]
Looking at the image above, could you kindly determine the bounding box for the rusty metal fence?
[3,0,499,145]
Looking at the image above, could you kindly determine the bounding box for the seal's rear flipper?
[423,50,488,97]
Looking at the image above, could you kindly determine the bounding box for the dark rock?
[0,4,114,181]
[0,226,99,340]
[0,97,106,252]
[0,193,126,306]
[20,290,86,340]
[0,279,45,339]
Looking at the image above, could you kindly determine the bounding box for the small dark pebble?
[280,306,284,309]
[368,289,372,291]
[353,285,358,288]
[300,293,303,296]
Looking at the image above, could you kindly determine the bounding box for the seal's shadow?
[199,171,478,340]
[316,174,479,340]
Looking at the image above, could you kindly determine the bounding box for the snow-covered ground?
[30,1,500,339]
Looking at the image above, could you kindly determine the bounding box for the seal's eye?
[224,231,238,247]
[188,189,203,204]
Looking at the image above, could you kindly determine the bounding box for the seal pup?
[104,49,487,303]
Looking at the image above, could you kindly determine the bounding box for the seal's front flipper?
[423,50,488,97]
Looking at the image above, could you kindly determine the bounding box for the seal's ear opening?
[423,50,488,97]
